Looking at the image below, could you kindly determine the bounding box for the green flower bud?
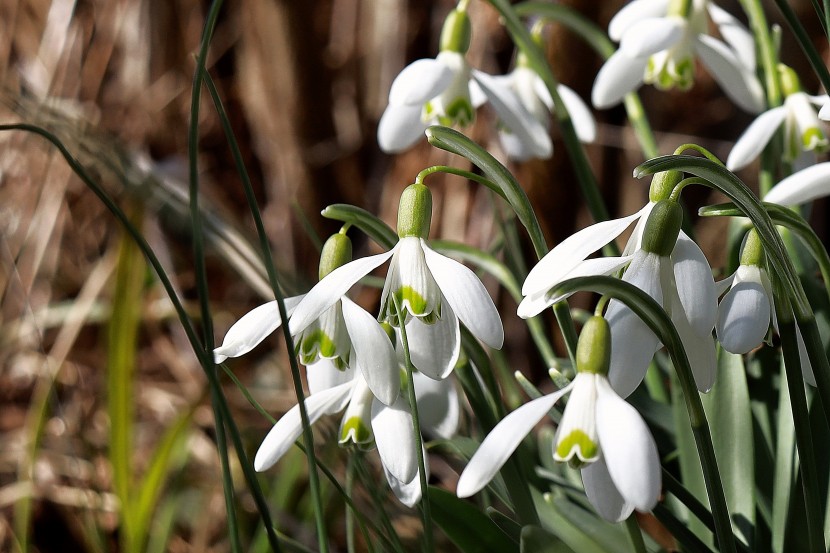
[649,170,683,202]
[576,316,611,376]
[397,183,433,239]
[641,199,683,257]
[739,229,764,267]
[318,233,353,280]
[440,9,472,54]
[779,64,802,97]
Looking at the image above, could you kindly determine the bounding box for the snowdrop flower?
[521,197,717,397]
[255,357,459,507]
[716,230,816,385]
[288,183,503,405]
[728,66,828,171]
[457,316,661,522]
[378,8,551,158]
[763,162,830,206]
[488,53,596,161]
[214,234,397,381]
[592,0,764,113]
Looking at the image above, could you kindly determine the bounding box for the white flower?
[456,373,660,522]
[716,264,773,355]
[592,0,764,113]
[763,162,830,206]
[378,52,553,158]
[255,360,459,507]
[727,92,828,171]
[482,66,595,161]
[288,235,502,403]
[520,200,717,397]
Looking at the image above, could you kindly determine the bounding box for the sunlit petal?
[378,104,430,153]
[764,162,830,205]
[726,106,788,171]
[423,242,504,349]
[213,295,305,363]
[456,389,571,497]
[608,0,670,41]
[557,84,596,143]
[372,397,419,484]
[672,231,717,336]
[389,58,454,106]
[405,302,460,380]
[619,16,683,58]
[694,34,765,114]
[707,3,756,71]
[592,52,648,109]
[716,266,771,354]
[254,382,354,471]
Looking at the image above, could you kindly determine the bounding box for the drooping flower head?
[288,183,503,405]
[592,0,764,113]
[457,316,661,522]
[727,65,829,171]
[213,233,397,380]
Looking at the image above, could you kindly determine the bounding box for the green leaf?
[487,508,522,544]
[428,486,519,553]
[702,350,756,548]
[520,525,575,553]
[321,203,397,249]
[534,491,629,553]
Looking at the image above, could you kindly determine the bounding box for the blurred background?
[0,0,827,550]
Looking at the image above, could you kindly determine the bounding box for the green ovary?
[555,430,599,469]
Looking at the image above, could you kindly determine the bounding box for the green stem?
[202,71,329,550]
[415,166,505,200]
[739,0,782,107]
[774,293,824,553]
[392,296,433,552]
[773,0,830,94]
[624,516,647,553]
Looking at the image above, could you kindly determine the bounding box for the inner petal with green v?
[555,429,600,469]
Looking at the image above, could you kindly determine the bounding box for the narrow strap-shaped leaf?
[321,204,398,249]
[429,486,519,553]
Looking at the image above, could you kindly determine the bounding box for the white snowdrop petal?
[389,58,455,106]
[413,371,460,439]
[405,303,460,380]
[423,242,504,349]
[372,397,419,484]
[608,0,671,42]
[819,101,830,121]
[619,16,683,58]
[385,462,424,507]
[592,52,648,109]
[307,359,356,395]
[582,457,635,522]
[542,255,635,307]
[707,3,756,71]
[716,267,771,354]
[213,295,305,363]
[557,84,596,143]
[254,382,354,471]
[378,104,430,153]
[726,106,788,171]
[456,390,570,497]
[341,297,401,405]
[694,34,765,114]
[289,249,395,335]
[672,231,717,336]
[764,162,830,205]
[596,377,661,512]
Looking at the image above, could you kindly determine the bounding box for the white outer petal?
[667,282,718,393]
[385,462,424,508]
[254,382,354,471]
[341,297,400,406]
[413,371,460,439]
[473,69,552,159]
[764,162,830,205]
[694,34,765,114]
[456,389,571,497]
[596,377,661,512]
[289,249,395,335]
[619,16,683,58]
[213,295,305,363]
[726,106,788,171]
[372,397,418,484]
[307,359,356,395]
[707,3,756,71]
[819,100,830,121]
[582,457,634,522]
[672,231,717,336]
[608,0,671,41]
[405,302,460,380]
[557,84,597,143]
[716,265,771,354]
[592,52,648,109]
[522,208,645,297]
[378,104,430,153]
[607,251,663,398]
[388,58,454,106]
[423,242,504,349]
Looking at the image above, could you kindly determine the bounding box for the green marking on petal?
[803,127,828,151]
[397,286,428,317]
[555,430,599,468]
[339,417,373,446]
[298,330,338,361]
[446,97,474,127]
[676,59,694,90]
